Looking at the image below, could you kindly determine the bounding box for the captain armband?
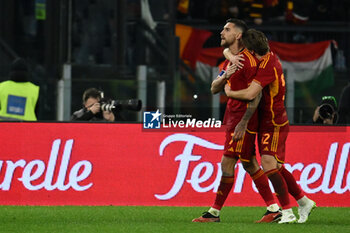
[218,70,226,79]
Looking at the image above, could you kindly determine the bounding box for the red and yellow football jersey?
[222,48,259,131]
[253,51,288,127]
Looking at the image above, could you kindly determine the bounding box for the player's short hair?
[82,88,101,103]
[226,18,248,33]
[242,29,269,56]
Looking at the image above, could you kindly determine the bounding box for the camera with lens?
[318,96,337,121]
[318,104,334,120]
[99,91,142,112]
[100,99,142,112]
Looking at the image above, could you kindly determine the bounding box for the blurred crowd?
[177,0,350,25]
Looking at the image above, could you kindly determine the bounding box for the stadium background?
[0,0,349,123]
[0,2,349,232]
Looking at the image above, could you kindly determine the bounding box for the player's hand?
[233,120,248,141]
[226,63,237,77]
[229,54,244,69]
[89,103,101,114]
[224,84,233,97]
[103,111,115,122]
[313,106,320,122]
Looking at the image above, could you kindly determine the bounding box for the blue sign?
[143,110,161,129]
[7,95,26,116]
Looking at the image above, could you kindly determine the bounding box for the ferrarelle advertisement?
[0,123,348,207]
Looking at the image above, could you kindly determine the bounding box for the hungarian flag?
[269,40,335,98]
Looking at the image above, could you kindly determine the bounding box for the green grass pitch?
[0,206,349,233]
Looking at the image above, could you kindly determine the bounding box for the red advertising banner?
[0,123,349,207]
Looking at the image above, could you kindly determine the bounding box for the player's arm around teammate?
[211,61,241,94]
[231,91,262,141]
[225,80,263,101]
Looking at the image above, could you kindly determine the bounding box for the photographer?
[71,88,121,122]
[312,96,338,125]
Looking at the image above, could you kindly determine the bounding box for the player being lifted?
[224,28,316,223]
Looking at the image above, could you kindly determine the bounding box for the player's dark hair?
[242,29,269,56]
[226,18,248,33]
[82,88,101,103]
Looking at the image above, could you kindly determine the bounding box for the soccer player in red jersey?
[224,29,316,224]
[192,19,281,223]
